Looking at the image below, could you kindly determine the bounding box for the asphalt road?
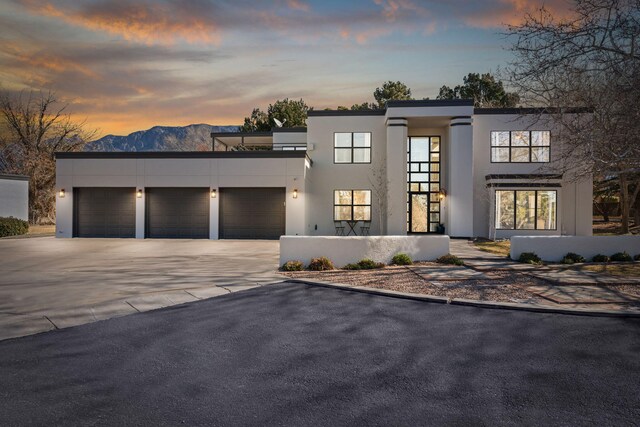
[1,282,639,426]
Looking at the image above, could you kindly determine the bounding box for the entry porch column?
[447,116,474,237]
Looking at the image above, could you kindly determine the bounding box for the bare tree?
[0,91,96,224]
[506,0,640,233]
[368,161,389,235]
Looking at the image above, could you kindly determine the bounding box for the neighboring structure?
[55,99,592,239]
[0,174,29,221]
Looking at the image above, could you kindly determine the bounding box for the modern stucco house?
[55,99,592,239]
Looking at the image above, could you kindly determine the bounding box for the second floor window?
[491,131,550,163]
[334,132,371,164]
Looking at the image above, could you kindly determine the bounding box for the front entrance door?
[407,136,441,233]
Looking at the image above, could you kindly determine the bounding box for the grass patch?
[28,225,56,235]
[473,239,510,257]
[578,263,640,278]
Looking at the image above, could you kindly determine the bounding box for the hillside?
[85,124,239,151]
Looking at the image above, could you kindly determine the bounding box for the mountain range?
[85,124,239,152]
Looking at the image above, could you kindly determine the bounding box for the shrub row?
[516,250,640,264]
[0,217,29,238]
[281,252,417,271]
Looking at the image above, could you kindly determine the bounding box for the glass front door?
[407,136,441,233]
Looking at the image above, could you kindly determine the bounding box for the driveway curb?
[285,279,640,318]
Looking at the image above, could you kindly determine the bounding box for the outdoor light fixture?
[59,189,65,198]
[136,189,143,198]
[438,189,447,200]
[211,188,217,198]
[293,189,298,199]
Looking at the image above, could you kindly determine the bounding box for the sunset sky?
[0,0,571,137]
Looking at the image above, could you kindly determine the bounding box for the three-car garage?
[72,187,286,240]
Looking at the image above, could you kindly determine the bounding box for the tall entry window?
[407,136,441,233]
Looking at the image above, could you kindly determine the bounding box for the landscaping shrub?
[561,252,585,264]
[610,251,633,262]
[634,254,640,262]
[435,254,464,266]
[281,260,303,271]
[391,253,413,265]
[0,217,29,238]
[307,257,335,271]
[343,259,385,270]
[592,254,610,263]
[518,252,542,264]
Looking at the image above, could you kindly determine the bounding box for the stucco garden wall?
[510,236,640,262]
[280,235,450,267]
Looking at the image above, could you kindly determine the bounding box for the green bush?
[307,257,335,271]
[0,217,29,238]
[634,254,640,262]
[391,253,413,265]
[611,251,633,262]
[518,252,542,264]
[592,254,610,263]
[562,252,585,264]
[343,259,385,270]
[435,254,464,266]
[281,260,303,271]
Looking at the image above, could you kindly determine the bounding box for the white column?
[386,118,408,235]
[447,117,474,237]
[209,187,219,239]
[135,189,145,238]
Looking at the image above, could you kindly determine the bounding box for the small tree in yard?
[0,91,96,224]
[506,0,640,233]
[368,161,389,235]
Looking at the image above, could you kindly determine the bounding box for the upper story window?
[334,132,371,164]
[491,131,550,163]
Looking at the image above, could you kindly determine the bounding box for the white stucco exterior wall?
[0,176,29,221]
[55,154,308,238]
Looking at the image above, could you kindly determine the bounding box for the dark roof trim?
[386,99,474,108]
[486,174,563,180]
[450,123,471,127]
[272,127,307,133]
[451,116,472,120]
[211,131,273,137]
[486,183,562,188]
[307,109,386,117]
[474,107,591,115]
[56,151,309,160]
[0,174,29,181]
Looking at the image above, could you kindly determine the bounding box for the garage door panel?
[219,188,285,240]
[146,188,209,239]
[74,188,136,238]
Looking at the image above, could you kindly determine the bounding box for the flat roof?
[0,173,29,181]
[386,99,475,108]
[474,107,591,115]
[56,151,309,160]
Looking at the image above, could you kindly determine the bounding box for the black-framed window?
[334,132,371,164]
[495,190,557,230]
[334,190,371,221]
[406,136,441,233]
[491,131,550,163]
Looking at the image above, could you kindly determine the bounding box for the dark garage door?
[146,188,209,239]
[219,188,285,240]
[74,188,136,238]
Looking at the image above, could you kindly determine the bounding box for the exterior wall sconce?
[136,189,143,198]
[293,189,298,199]
[438,188,447,200]
[59,189,65,198]
[211,188,217,198]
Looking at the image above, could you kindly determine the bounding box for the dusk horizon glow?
[0,0,572,136]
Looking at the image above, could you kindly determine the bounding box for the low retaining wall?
[510,236,640,262]
[279,235,450,267]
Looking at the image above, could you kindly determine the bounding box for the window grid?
[495,190,557,230]
[334,132,372,164]
[490,130,550,163]
[334,190,372,221]
[407,136,441,233]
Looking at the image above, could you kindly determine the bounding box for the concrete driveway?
[0,237,282,340]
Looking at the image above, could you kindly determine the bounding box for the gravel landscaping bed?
[281,262,640,311]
